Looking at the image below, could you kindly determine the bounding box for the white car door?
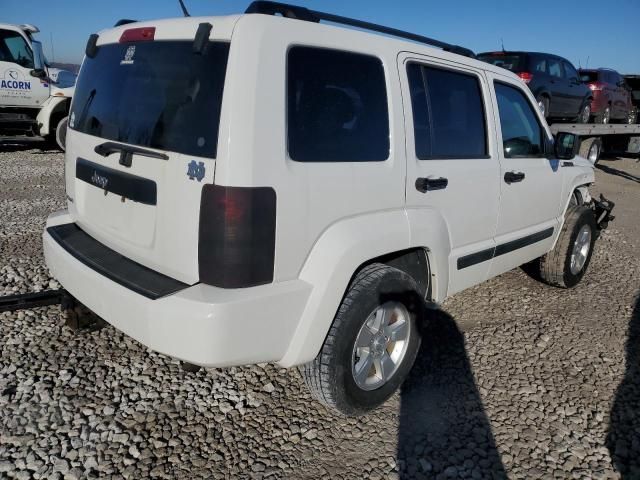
[0,29,49,108]
[486,73,564,279]
[399,53,501,296]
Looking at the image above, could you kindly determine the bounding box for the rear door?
[562,61,584,117]
[546,57,568,115]
[399,53,501,295]
[486,73,563,278]
[66,37,230,284]
[0,28,49,108]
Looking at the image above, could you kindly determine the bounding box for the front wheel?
[537,205,597,288]
[299,263,422,416]
[595,106,611,124]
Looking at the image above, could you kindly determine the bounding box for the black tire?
[44,115,67,151]
[576,102,591,124]
[299,263,422,416]
[536,96,550,119]
[537,206,597,288]
[578,137,601,165]
[594,105,611,124]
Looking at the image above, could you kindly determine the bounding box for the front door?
[0,29,49,108]
[399,53,501,296]
[486,73,564,278]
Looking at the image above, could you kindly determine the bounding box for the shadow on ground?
[397,309,506,479]
[607,294,640,478]
[597,163,640,184]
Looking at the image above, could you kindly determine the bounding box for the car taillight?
[517,72,533,84]
[588,82,605,91]
[198,185,276,288]
[119,27,156,43]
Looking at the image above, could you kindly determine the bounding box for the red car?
[579,68,636,124]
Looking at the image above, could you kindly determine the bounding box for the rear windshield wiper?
[94,141,169,167]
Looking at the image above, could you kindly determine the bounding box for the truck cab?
[0,23,74,149]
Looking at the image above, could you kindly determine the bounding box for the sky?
[3,0,640,72]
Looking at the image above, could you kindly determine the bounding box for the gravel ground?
[1,144,639,479]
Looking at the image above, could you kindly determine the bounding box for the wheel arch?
[278,209,447,368]
[36,96,70,136]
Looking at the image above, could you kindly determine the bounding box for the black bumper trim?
[48,223,189,300]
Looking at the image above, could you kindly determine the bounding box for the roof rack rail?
[244,1,475,58]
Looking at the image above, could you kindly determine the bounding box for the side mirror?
[30,40,46,72]
[553,132,580,160]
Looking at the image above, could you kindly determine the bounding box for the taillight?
[198,185,276,288]
[119,27,156,43]
[517,72,533,84]
[588,82,605,91]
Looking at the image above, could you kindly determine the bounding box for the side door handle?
[415,177,448,193]
[504,171,525,184]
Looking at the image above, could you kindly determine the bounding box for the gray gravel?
[1,145,639,479]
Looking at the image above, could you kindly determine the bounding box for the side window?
[531,57,547,74]
[563,62,579,81]
[287,46,389,162]
[548,59,563,79]
[0,32,34,68]
[494,82,545,158]
[407,63,487,159]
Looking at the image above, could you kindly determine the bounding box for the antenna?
[50,32,55,62]
[500,37,505,52]
[586,56,589,69]
[178,0,190,17]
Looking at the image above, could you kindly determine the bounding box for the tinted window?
[70,42,229,158]
[477,54,524,72]
[407,64,487,159]
[580,71,598,83]
[531,57,547,74]
[563,62,579,80]
[0,31,33,68]
[495,82,544,158]
[548,59,563,78]
[287,47,389,162]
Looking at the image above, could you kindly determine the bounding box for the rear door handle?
[504,171,525,184]
[415,177,448,193]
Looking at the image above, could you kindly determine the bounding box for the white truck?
[0,23,74,149]
[43,1,615,415]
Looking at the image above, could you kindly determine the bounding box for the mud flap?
[593,194,615,231]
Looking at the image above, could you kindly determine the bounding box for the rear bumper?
[589,93,608,113]
[43,211,312,367]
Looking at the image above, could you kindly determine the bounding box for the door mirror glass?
[31,40,44,69]
[554,132,579,160]
[29,40,46,78]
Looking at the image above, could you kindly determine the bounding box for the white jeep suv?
[43,1,614,415]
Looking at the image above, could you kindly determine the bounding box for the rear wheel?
[299,263,422,416]
[537,96,549,119]
[537,205,597,288]
[577,103,591,123]
[627,108,637,125]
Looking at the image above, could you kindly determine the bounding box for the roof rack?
[244,1,475,58]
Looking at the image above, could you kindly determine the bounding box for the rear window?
[580,71,598,83]
[70,41,230,159]
[287,46,390,162]
[477,54,524,72]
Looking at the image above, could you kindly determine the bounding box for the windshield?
[70,41,230,158]
[477,54,524,72]
[580,71,598,83]
[0,30,34,68]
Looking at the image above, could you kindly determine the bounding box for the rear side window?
[287,46,389,162]
[531,57,547,73]
[407,64,487,159]
[494,82,544,158]
[548,59,563,78]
